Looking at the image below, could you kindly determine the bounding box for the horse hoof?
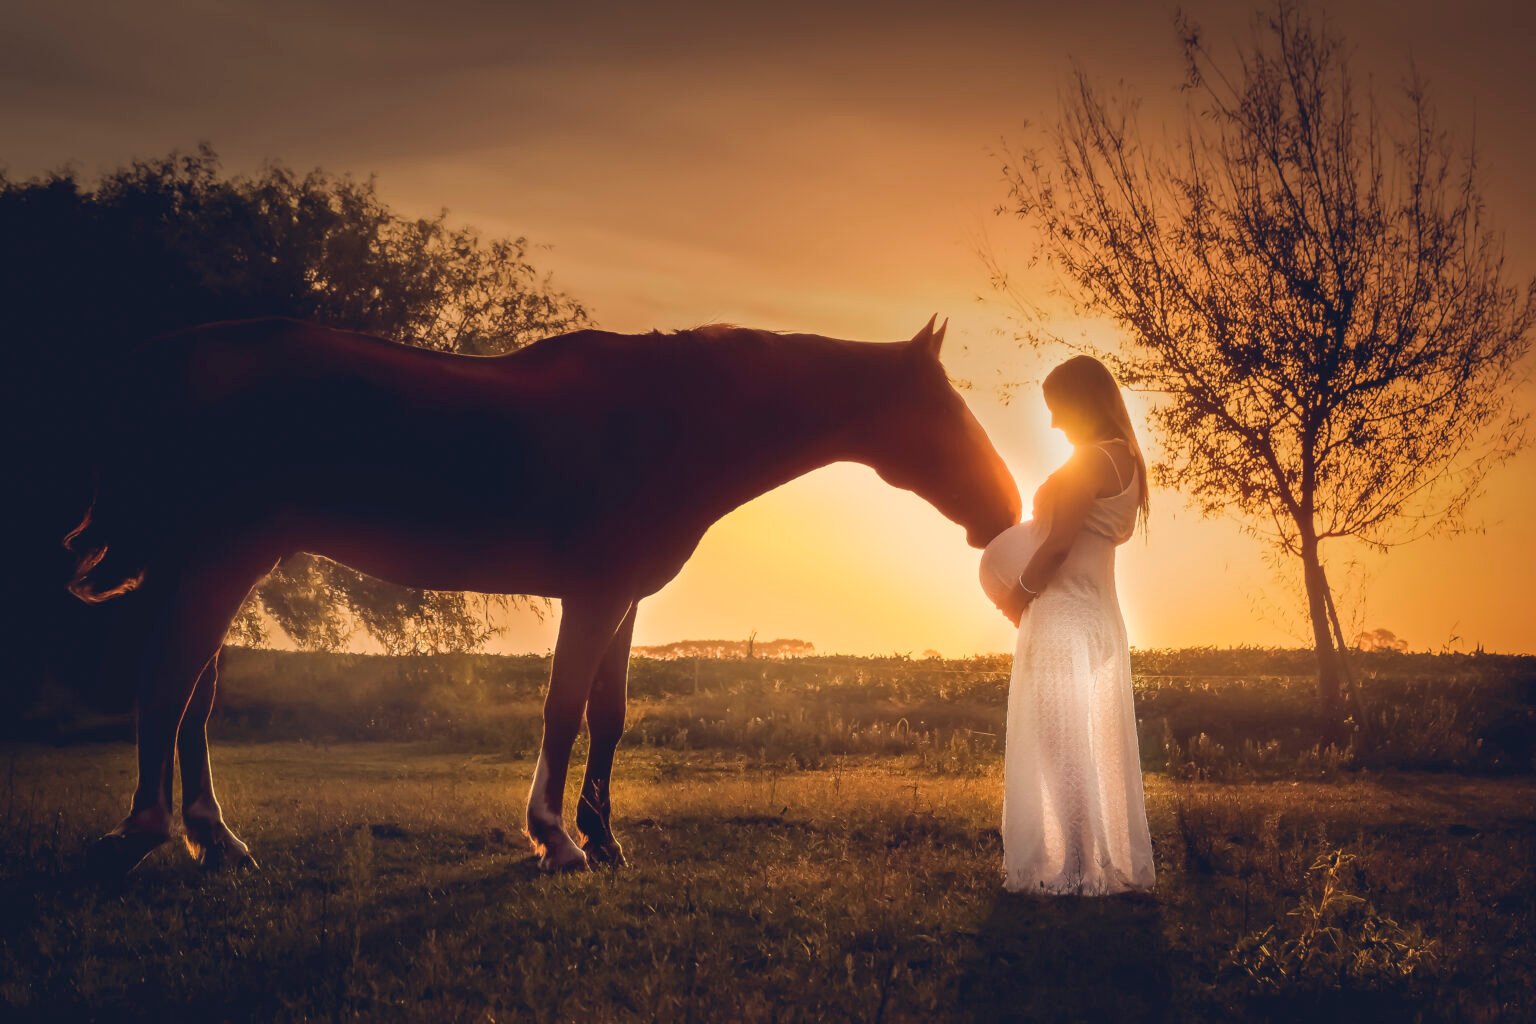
[185,829,259,872]
[582,840,627,868]
[537,843,590,874]
[85,830,168,879]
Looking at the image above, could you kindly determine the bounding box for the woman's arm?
[997,452,1100,626]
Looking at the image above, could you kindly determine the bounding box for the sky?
[5,0,1533,655]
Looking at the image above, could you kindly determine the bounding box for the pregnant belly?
[979,519,1045,608]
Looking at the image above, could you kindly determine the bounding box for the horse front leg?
[576,603,637,867]
[527,593,634,873]
[178,658,256,870]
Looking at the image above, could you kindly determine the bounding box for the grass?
[15,647,1532,775]
[1,741,1532,1021]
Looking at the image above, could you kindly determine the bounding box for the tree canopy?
[3,145,585,675]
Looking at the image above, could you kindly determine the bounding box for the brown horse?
[65,314,1020,875]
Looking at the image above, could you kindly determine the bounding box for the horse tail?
[62,483,148,604]
[60,324,215,604]
[62,352,155,604]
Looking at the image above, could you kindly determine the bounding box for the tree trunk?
[1299,535,1345,731]
[1321,569,1370,742]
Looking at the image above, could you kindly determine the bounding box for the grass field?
[1,739,1532,1021]
[2,649,1532,1020]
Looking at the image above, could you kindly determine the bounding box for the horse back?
[86,320,703,573]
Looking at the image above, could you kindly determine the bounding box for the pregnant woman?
[980,355,1155,895]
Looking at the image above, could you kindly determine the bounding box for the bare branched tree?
[994,1,1533,721]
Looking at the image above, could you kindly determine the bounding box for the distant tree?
[996,2,1533,724]
[765,639,817,658]
[2,144,585,674]
[1353,628,1409,654]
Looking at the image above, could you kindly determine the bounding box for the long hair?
[1042,355,1150,531]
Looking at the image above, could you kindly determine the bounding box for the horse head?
[860,316,1021,548]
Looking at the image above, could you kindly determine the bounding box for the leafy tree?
[1352,628,1409,654]
[995,2,1533,722]
[2,144,583,674]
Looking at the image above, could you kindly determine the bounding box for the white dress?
[979,443,1155,895]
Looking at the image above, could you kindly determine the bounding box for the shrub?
[1228,847,1438,990]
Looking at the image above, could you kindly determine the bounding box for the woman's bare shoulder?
[1045,444,1131,501]
[1037,450,1100,503]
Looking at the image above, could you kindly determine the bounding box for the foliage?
[1353,628,1409,654]
[8,648,1530,777]
[1,145,586,662]
[995,0,1534,713]
[1351,692,1487,771]
[633,638,817,659]
[1165,730,1350,783]
[1229,848,1438,989]
[249,554,509,656]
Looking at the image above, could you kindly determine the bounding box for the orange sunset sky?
[6,0,1533,655]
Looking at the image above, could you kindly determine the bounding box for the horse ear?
[909,314,945,359]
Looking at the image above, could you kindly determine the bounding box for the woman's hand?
[996,581,1038,627]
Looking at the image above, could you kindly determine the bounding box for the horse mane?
[683,325,894,390]
[512,322,874,382]
[675,323,772,341]
[657,323,787,349]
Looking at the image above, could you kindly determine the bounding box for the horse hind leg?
[576,603,637,867]
[178,657,257,870]
[87,549,276,878]
[526,593,633,873]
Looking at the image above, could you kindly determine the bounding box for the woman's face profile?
[1045,391,1093,444]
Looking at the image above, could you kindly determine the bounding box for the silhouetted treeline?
[633,638,817,659]
[1,145,585,703]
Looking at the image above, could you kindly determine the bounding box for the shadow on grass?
[958,889,1172,1023]
[0,845,550,1023]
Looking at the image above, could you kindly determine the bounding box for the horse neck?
[676,335,891,523]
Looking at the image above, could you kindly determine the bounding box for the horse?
[64,314,1021,875]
